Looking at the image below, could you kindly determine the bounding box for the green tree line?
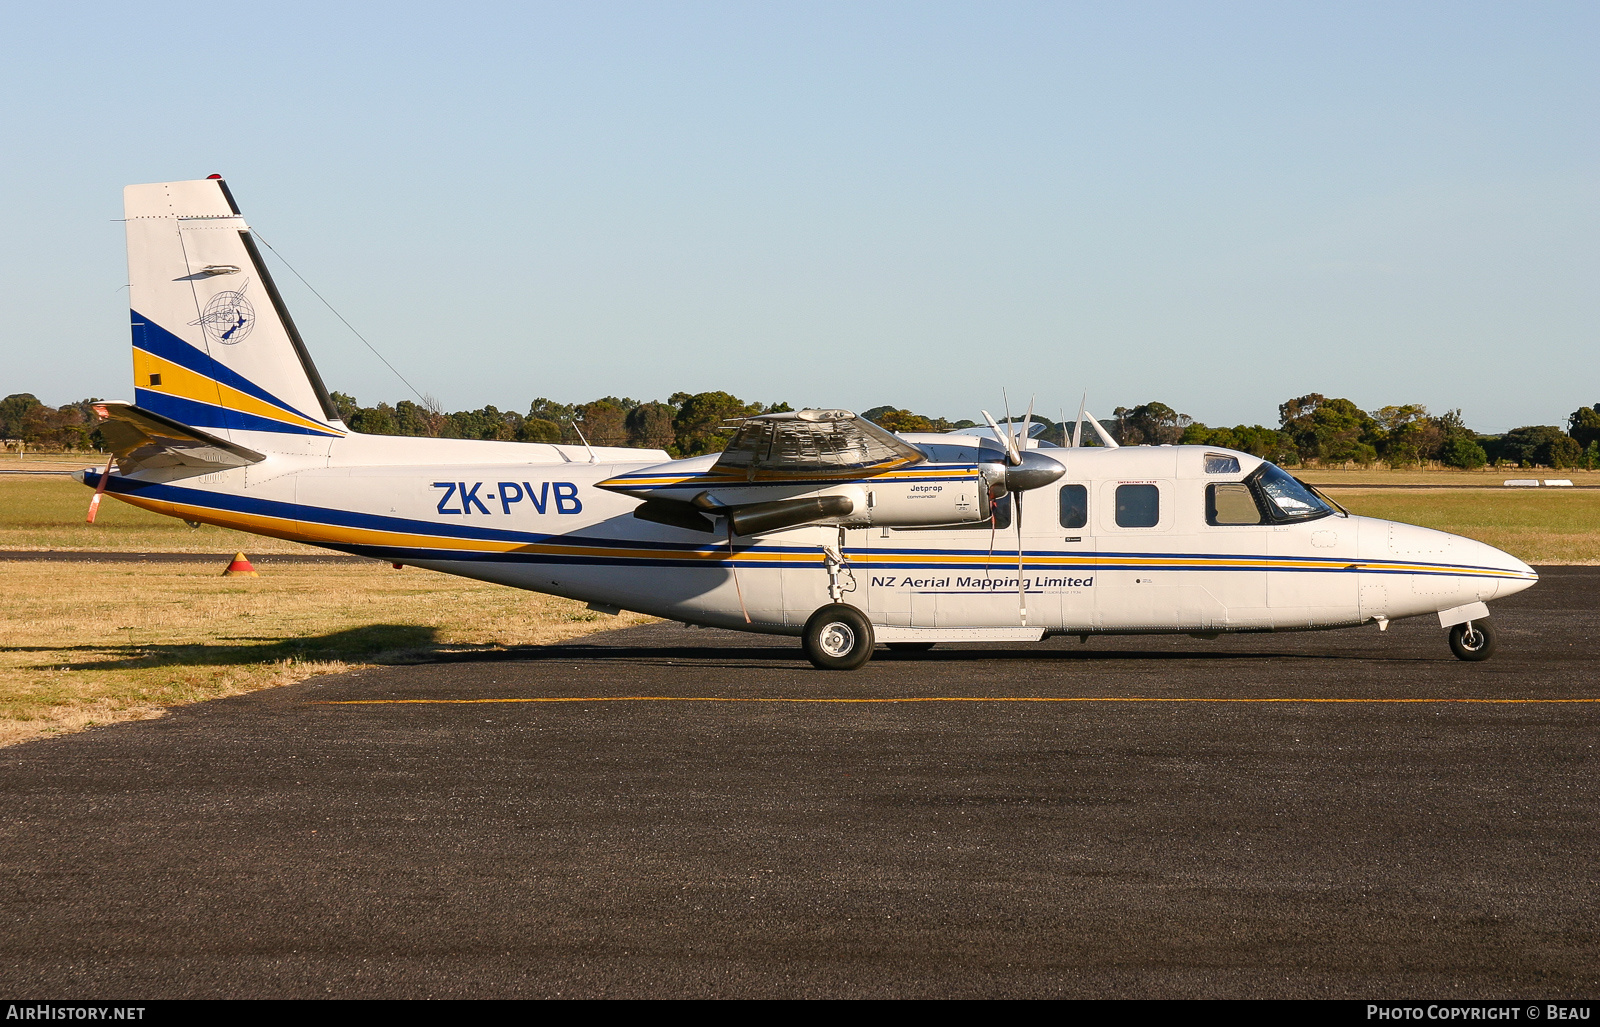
[1101,395,1600,470]
[5,389,1599,470]
[325,391,795,458]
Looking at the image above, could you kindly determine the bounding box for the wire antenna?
[251,231,430,408]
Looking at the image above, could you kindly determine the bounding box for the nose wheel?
[1449,619,1497,662]
[802,604,875,670]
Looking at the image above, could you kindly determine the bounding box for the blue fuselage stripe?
[95,474,1530,580]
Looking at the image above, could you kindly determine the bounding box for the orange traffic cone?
[223,552,258,577]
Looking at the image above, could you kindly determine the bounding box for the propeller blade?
[84,454,114,524]
[1021,395,1036,453]
[1082,408,1120,449]
[980,409,1021,465]
[1016,490,1026,626]
[1073,394,1087,448]
[985,506,997,573]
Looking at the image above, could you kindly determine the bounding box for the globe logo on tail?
[190,278,255,345]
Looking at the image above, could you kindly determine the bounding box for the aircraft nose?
[1453,533,1538,599]
[1493,551,1539,599]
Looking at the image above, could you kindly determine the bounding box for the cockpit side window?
[1207,483,1263,525]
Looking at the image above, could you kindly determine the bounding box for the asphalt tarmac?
[2,568,1596,999]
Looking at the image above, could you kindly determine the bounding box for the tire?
[1449,619,1497,662]
[802,604,875,671]
[885,641,937,653]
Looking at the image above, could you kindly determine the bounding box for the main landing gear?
[1449,619,1497,662]
[802,604,875,671]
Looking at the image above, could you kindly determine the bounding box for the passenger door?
[1050,482,1097,632]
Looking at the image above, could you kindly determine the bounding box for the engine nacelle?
[852,474,987,528]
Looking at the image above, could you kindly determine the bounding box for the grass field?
[0,453,105,471]
[0,562,652,748]
[1300,467,1600,486]
[1332,490,1600,564]
[0,475,323,553]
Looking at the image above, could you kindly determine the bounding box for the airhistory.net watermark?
[5,1008,145,1021]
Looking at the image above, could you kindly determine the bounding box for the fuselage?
[90,431,1538,639]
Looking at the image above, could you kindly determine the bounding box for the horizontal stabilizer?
[92,401,265,474]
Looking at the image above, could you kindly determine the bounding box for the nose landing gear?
[1449,619,1497,662]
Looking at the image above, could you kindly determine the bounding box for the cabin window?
[1207,483,1262,525]
[1204,453,1240,474]
[1058,484,1087,529]
[1114,484,1160,528]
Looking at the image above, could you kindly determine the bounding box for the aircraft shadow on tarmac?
[19,622,1431,674]
[404,639,1409,666]
[24,623,448,671]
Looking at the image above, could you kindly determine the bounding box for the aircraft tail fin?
[123,177,345,440]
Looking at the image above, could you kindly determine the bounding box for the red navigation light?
[207,174,223,179]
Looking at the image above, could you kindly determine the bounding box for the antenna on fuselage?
[570,419,598,463]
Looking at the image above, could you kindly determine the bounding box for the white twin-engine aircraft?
[80,177,1537,669]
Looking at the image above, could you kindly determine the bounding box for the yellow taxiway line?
[309,695,1600,706]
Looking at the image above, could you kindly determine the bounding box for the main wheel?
[1449,619,1497,662]
[886,641,937,653]
[802,604,875,671]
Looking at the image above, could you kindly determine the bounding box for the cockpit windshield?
[1254,463,1334,523]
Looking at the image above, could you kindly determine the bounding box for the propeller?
[978,395,1063,625]
[84,453,114,524]
[1069,395,1119,449]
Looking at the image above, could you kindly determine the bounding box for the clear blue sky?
[2,1,1594,432]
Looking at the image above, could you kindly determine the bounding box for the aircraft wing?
[91,401,266,473]
[712,409,926,478]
